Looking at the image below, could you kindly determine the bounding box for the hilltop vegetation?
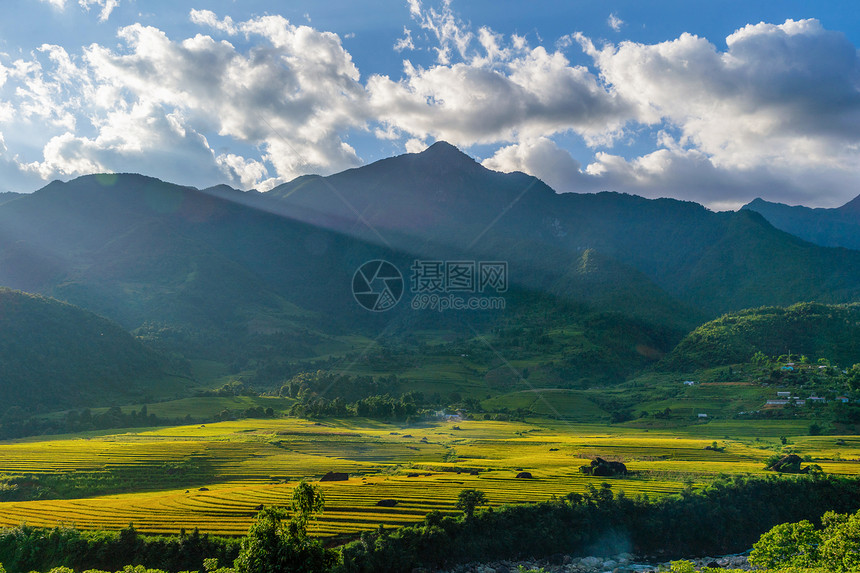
[0,288,172,414]
[661,302,860,371]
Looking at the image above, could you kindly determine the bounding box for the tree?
[749,520,821,568]
[456,489,487,520]
[287,480,325,540]
[234,481,334,573]
[847,364,860,391]
[819,510,860,571]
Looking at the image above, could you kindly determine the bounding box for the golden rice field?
[1,417,859,537]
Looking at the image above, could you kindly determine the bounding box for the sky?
[0,1,858,210]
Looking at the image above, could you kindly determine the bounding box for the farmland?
[2,416,859,538]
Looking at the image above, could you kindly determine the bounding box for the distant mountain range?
[2,142,860,336]
[262,142,860,316]
[743,195,860,251]
[2,142,860,411]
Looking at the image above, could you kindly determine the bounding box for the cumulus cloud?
[482,138,591,192]
[2,12,369,189]
[579,19,860,171]
[608,13,623,32]
[216,153,270,190]
[484,138,857,209]
[367,24,632,147]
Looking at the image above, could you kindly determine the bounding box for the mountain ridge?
[742,194,860,250]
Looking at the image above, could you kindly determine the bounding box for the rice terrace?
[3,415,859,537]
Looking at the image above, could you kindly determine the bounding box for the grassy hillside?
[0,288,172,413]
[662,302,860,370]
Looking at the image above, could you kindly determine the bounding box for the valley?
[1,144,860,572]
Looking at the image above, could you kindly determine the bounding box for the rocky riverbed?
[432,552,752,572]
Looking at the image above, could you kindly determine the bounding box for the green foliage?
[751,509,860,572]
[455,489,487,520]
[0,288,167,421]
[662,302,860,371]
[0,525,239,573]
[818,510,860,572]
[234,483,335,573]
[669,561,696,573]
[749,520,821,568]
[288,481,325,539]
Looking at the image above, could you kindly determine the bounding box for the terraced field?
[2,417,858,537]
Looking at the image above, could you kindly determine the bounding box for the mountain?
[0,173,411,360]
[0,287,168,413]
[2,143,860,407]
[661,302,860,370]
[0,192,21,206]
[742,195,860,250]
[263,141,860,316]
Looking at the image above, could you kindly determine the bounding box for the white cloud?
[189,9,238,35]
[482,138,590,191]
[608,13,623,32]
[40,0,120,20]
[79,0,120,21]
[367,42,631,148]
[580,19,860,171]
[394,27,415,52]
[407,0,473,64]
[216,153,269,190]
[404,137,427,153]
[2,12,370,189]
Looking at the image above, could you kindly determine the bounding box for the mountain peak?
[417,140,477,164]
[742,197,769,209]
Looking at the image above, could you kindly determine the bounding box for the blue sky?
[0,0,858,209]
